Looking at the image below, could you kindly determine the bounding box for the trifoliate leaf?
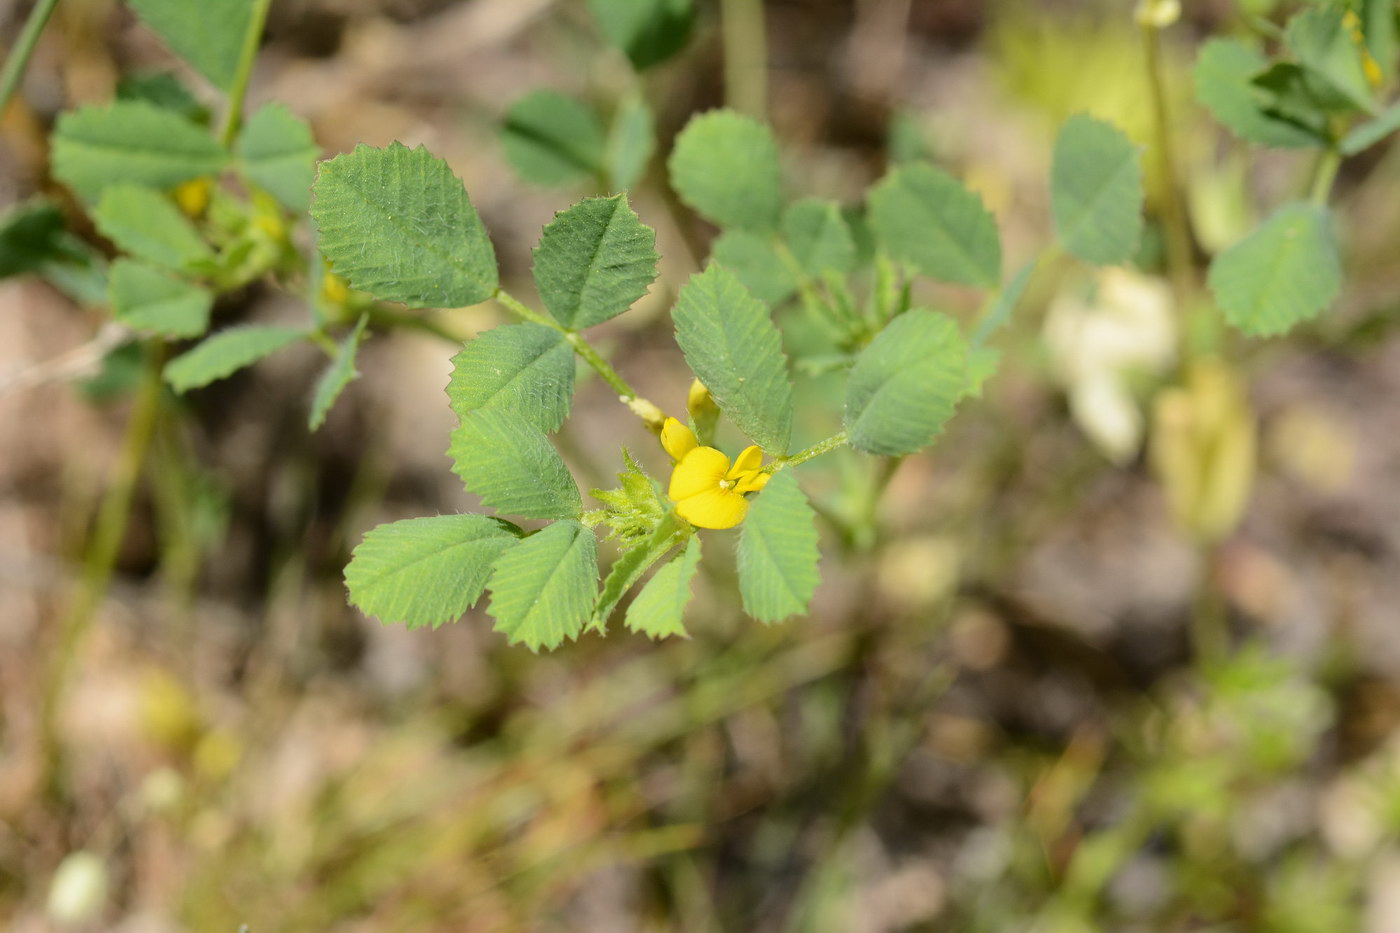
[711,229,796,305]
[672,264,794,454]
[128,0,254,91]
[486,520,598,651]
[588,0,695,69]
[446,323,575,432]
[51,102,227,202]
[0,200,67,278]
[308,316,368,431]
[593,512,689,628]
[607,94,656,191]
[1207,202,1342,337]
[311,142,498,309]
[845,309,969,456]
[782,198,856,277]
[532,195,659,329]
[236,103,318,212]
[1194,38,1329,148]
[737,471,819,624]
[626,535,700,639]
[165,325,304,392]
[1286,6,1377,114]
[107,259,212,337]
[449,409,581,520]
[501,91,607,187]
[1051,114,1144,265]
[345,514,522,629]
[668,110,782,232]
[93,184,213,272]
[867,162,1001,288]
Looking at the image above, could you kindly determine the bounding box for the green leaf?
[668,110,782,232]
[1341,98,1400,154]
[1364,0,1397,84]
[588,0,695,69]
[867,162,1000,288]
[782,198,856,277]
[532,195,658,329]
[845,309,969,456]
[0,200,67,278]
[971,259,1035,346]
[737,471,820,624]
[711,229,796,305]
[626,535,700,639]
[1194,39,1327,148]
[593,513,688,628]
[446,323,575,432]
[449,409,581,520]
[116,72,209,124]
[501,91,607,187]
[346,514,522,629]
[51,101,227,202]
[128,0,254,91]
[308,316,368,431]
[108,259,212,337]
[93,184,213,272]
[311,142,498,309]
[165,325,304,392]
[1051,114,1144,266]
[607,94,656,191]
[486,520,598,651]
[236,103,318,212]
[1286,6,1377,114]
[1207,202,1342,337]
[672,264,794,453]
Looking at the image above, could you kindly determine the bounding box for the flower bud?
[687,379,720,446]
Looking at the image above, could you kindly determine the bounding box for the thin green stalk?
[720,0,768,119]
[772,432,848,472]
[1310,146,1343,206]
[217,0,274,146]
[0,0,60,117]
[495,287,666,428]
[39,342,165,799]
[1141,16,1195,319]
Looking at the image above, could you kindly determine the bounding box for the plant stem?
[495,288,665,429]
[1310,146,1343,206]
[217,0,274,146]
[1141,16,1195,315]
[39,342,165,800]
[0,0,60,118]
[720,0,768,119]
[773,432,848,471]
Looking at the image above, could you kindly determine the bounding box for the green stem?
[217,0,274,146]
[1310,147,1343,206]
[0,0,60,117]
[772,432,848,472]
[39,342,165,799]
[495,288,664,428]
[720,0,768,119]
[1141,16,1195,318]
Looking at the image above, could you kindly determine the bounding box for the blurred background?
[6,0,1400,929]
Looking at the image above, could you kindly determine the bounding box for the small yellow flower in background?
[321,270,350,306]
[661,417,769,529]
[172,177,212,218]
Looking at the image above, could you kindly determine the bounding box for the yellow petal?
[676,487,750,529]
[669,447,730,501]
[726,445,763,480]
[661,417,698,462]
[733,470,770,494]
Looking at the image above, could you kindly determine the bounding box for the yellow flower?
[661,417,769,529]
[172,177,212,218]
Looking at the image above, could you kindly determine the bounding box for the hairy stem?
[773,432,849,471]
[39,342,165,800]
[0,0,60,118]
[217,0,274,146]
[720,0,768,119]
